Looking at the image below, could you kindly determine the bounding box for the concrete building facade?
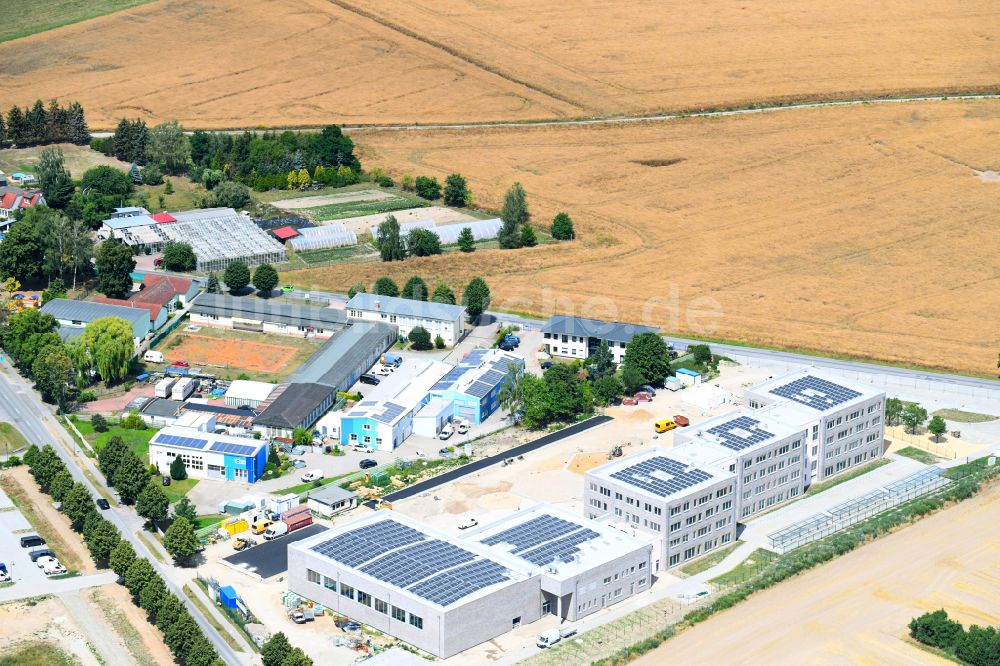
[540,315,659,364]
[148,418,267,482]
[346,293,466,346]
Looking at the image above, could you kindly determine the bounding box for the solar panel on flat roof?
[609,456,714,498]
[311,520,425,568]
[705,415,775,451]
[466,381,494,399]
[480,369,505,386]
[372,403,406,424]
[408,559,509,607]
[464,349,488,364]
[360,539,475,588]
[156,434,207,450]
[769,376,862,411]
[519,528,600,566]
[210,441,258,456]
[481,515,579,552]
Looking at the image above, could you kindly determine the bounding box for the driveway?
[221,523,328,580]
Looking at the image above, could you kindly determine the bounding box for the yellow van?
[251,519,273,535]
[654,419,677,433]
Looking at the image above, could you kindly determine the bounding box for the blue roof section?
[347,292,466,321]
[675,368,701,377]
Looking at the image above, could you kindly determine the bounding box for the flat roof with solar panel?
[673,408,806,462]
[586,447,734,503]
[746,369,881,415]
[150,426,266,458]
[429,348,524,397]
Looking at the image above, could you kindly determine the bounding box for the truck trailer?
[154,377,176,398]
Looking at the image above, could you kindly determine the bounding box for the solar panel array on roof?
[520,528,600,566]
[360,400,377,406]
[408,559,510,607]
[706,415,775,451]
[431,366,469,391]
[360,540,475,588]
[464,349,489,364]
[480,369,505,386]
[310,520,425,568]
[610,456,714,498]
[481,515,579,552]
[155,433,207,450]
[491,357,517,372]
[373,402,406,424]
[466,381,495,399]
[210,441,259,456]
[769,376,862,411]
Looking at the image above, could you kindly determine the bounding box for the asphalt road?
[222,523,328,580]
[0,361,249,665]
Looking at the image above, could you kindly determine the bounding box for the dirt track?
[637,486,1000,665]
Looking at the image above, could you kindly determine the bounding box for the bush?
[120,409,145,430]
[91,414,108,432]
[434,334,446,349]
[78,390,97,403]
[414,176,441,200]
[408,326,433,351]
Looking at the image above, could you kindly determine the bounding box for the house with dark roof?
[41,298,152,354]
[290,321,396,392]
[540,315,660,364]
[253,383,338,438]
[190,293,348,339]
[346,292,467,346]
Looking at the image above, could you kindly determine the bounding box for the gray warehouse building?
[288,504,651,658]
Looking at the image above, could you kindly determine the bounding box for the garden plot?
[332,206,479,235]
[269,189,396,210]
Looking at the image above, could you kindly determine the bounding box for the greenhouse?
[433,218,502,244]
[369,219,436,240]
[289,223,359,251]
[158,208,287,272]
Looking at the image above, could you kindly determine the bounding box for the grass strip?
[679,540,744,576]
[134,531,166,564]
[90,588,158,666]
[895,447,943,465]
[805,458,891,497]
[184,584,245,653]
[930,408,998,423]
[0,640,79,666]
[0,423,30,456]
[0,475,84,571]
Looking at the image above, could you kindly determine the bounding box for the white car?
[37,556,66,575]
[438,424,454,440]
[352,443,375,454]
[458,517,478,530]
[413,450,428,460]
[300,469,325,483]
[454,418,470,435]
[373,365,393,376]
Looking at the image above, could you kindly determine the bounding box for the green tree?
[520,374,551,427]
[252,263,279,296]
[163,178,174,195]
[262,632,293,666]
[520,223,538,247]
[927,415,947,442]
[622,332,671,385]
[1,307,59,371]
[82,165,133,198]
[689,344,713,365]
[542,364,591,423]
[23,444,40,468]
[95,240,136,298]
[123,557,158,602]
[377,214,406,262]
[185,637,221,666]
[401,276,429,301]
[620,365,646,395]
[76,317,134,384]
[593,375,625,406]
[400,174,415,191]
[170,455,188,481]
[347,283,366,298]
[91,414,108,432]
[162,241,197,271]
[885,397,904,426]
[141,164,163,186]
[291,426,312,448]
[0,215,44,284]
[37,146,75,209]
[206,272,220,294]
[41,277,66,305]
[164,612,200,661]
[408,326,433,350]
[373,277,400,297]
[443,173,470,206]
[63,482,95,530]
[98,435,130,484]
[407,228,442,257]
[147,121,191,175]
[67,102,90,145]
[457,226,475,252]
[136,479,170,525]
[281,649,314,666]
[587,340,617,380]
[434,334,446,349]
[498,364,526,423]
[213,181,251,209]
[499,182,528,249]
[83,513,121,564]
[163,516,199,563]
[901,403,929,434]
[414,175,442,200]
[909,610,966,651]
[138,573,168,621]
[114,452,150,505]
[32,343,74,406]
[109,539,137,579]
[48,469,74,503]
[955,624,999,665]
[432,284,456,304]
[30,445,65,491]
[154,593,185,631]
[462,277,490,321]
[550,212,575,240]
[223,260,251,292]
[173,496,198,523]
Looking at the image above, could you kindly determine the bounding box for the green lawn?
[294,244,378,265]
[163,478,198,502]
[895,446,943,465]
[193,513,226,530]
[0,422,30,456]
[0,641,78,666]
[931,408,998,424]
[297,197,428,221]
[273,473,353,496]
[0,0,154,43]
[805,458,891,497]
[708,548,780,588]
[71,417,158,460]
[679,540,744,576]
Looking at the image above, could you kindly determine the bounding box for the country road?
[89,92,1000,137]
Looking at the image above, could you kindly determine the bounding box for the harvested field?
[0,0,576,130]
[165,334,295,373]
[287,100,1000,375]
[0,0,153,43]
[636,486,1000,665]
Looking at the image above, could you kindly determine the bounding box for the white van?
[300,470,325,483]
[352,443,375,453]
[536,629,561,649]
[263,522,288,540]
[143,350,164,363]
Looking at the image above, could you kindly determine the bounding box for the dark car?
[29,548,55,562]
[359,459,378,470]
[639,384,657,396]
[498,341,516,352]
[359,374,381,386]
[540,361,553,370]
[162,475,172,486]
[19,535,45,548]
[96,498,111,510]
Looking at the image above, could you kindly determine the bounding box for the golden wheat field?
[286,100,1000,375]
[2,0,999,128]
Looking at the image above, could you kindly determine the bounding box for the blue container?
[219,585,238,609]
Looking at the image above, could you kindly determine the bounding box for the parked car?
[439,447,452,457]
[458,517,478,530]
[373,365,393,377]
[291,458,307,469]
[171,360,190,367]
[674,415,690,427]
[0,563,9,582]
[301,469,325,483]
[19,535,44,549]
[634,391,653,402]
[498,341,516,352]
[540,361,553,370]
[37,556,66,575]
[537,629,562,649]
[29,548,54,562]
[352,443,375,454]
[454,417,470,435]
[654,419,677,433]
[263,522,289,540]
[621,397,638,406]
[438,423,454,440]
[161,475,171,486]
[281,285,295,293]
[668,350,679,359]
[288,608,315,624]
[359,459,378,470]
[96,498,111,510]
[359,374,381,386]
[639,385,657,396]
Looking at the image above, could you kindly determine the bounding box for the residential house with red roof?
[89,296,169,332]
[135,274,200,310]
[0,187,46,230]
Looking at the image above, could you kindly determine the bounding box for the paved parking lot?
[222,523,328,580]
[0,487,55,588]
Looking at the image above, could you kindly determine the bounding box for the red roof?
[272,226,299,240]
[150,213,176,224]
[0,193,14,209]
[130,279,177,308]
[142,273,193,296]
[89,297,162,322]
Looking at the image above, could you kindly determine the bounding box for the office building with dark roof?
[190,293,348,339]
[540,315,659,364]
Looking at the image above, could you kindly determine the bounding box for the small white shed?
[412,398,454,438]
[682,384,732,413]
[307,484,357,517]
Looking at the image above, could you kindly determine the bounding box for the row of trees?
[207,260,280,297]
[22,445,223,666]
[885,398,947,439]
[2,99,90,147]
[355,275,491,319]
[909,609,999,666]
[497,183,575,247]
